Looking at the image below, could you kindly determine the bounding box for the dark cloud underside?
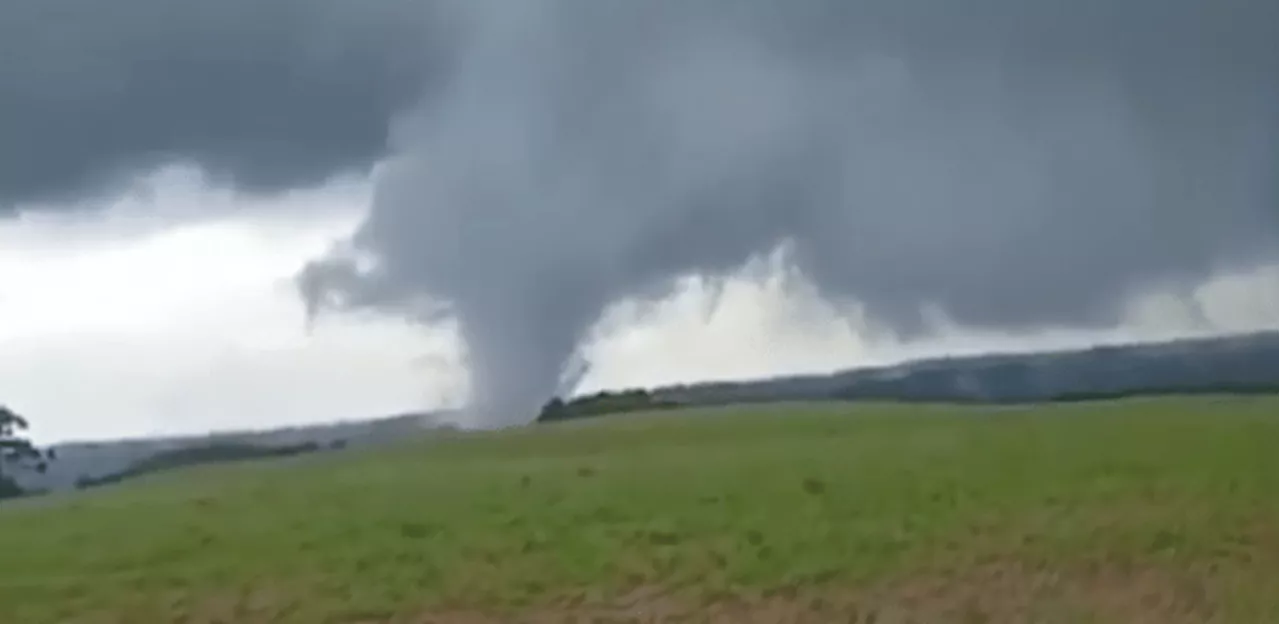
[4,0,1274,425]
[0,0,449,207]
[304,0,1276,424]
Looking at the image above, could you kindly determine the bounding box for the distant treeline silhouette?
[73,440,344,490]
[536,388,680,423]
[3,331,1273,498]
[658,331,1278,408]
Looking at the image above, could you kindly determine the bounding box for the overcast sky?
[1,0,1274,442]
[3,166,1272,442]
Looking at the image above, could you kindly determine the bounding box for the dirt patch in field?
[404,560,1260,624]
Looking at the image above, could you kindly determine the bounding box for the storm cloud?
[0,0,447,206]
[4,0,1275,425]
[303,0,1276,424]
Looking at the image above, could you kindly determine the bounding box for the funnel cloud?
[302,0,1276,425]
[2,0,1273,426]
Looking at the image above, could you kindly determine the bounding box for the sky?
[2,165,1273,442]
[0,0,1275,442]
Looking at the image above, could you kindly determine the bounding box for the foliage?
[0,405,51,500]
[0,396,1273,623]
[661,330,1278,408]
[536,388,679,423]
[0,474,23,500]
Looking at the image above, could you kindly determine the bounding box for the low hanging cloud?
[4,0,1275,426]
[301,0,1276,425]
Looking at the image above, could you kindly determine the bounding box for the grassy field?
[0,397,1274,623]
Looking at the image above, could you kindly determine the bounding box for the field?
[0,397,1274,623]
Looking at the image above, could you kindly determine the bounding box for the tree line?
[73,440,343,490]
[0,405,54,500]
[1,403,351,500]
[536,388,679,423]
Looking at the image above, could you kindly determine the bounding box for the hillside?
[11,413,448,494]
[656,330,1277,406]
[0,397,1273,623]
[11,330,1275,494]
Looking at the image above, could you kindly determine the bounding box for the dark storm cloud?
[4,0,1272,426]
[301,0,1276,425]
[0,0,451,208]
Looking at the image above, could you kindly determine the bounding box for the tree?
[535,397,569,422]
[1,405,52,500]
[534,389,677,424]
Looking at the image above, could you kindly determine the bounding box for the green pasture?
[0,397,1274,623]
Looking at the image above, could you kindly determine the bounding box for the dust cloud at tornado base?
[298,0,1277,426]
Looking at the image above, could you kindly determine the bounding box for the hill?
[11,412,449,494]
[0,397,1273,623]
[12,330,1276,494]
[655,330,1277,406]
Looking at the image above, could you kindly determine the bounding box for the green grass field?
[0,397,1274,623]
